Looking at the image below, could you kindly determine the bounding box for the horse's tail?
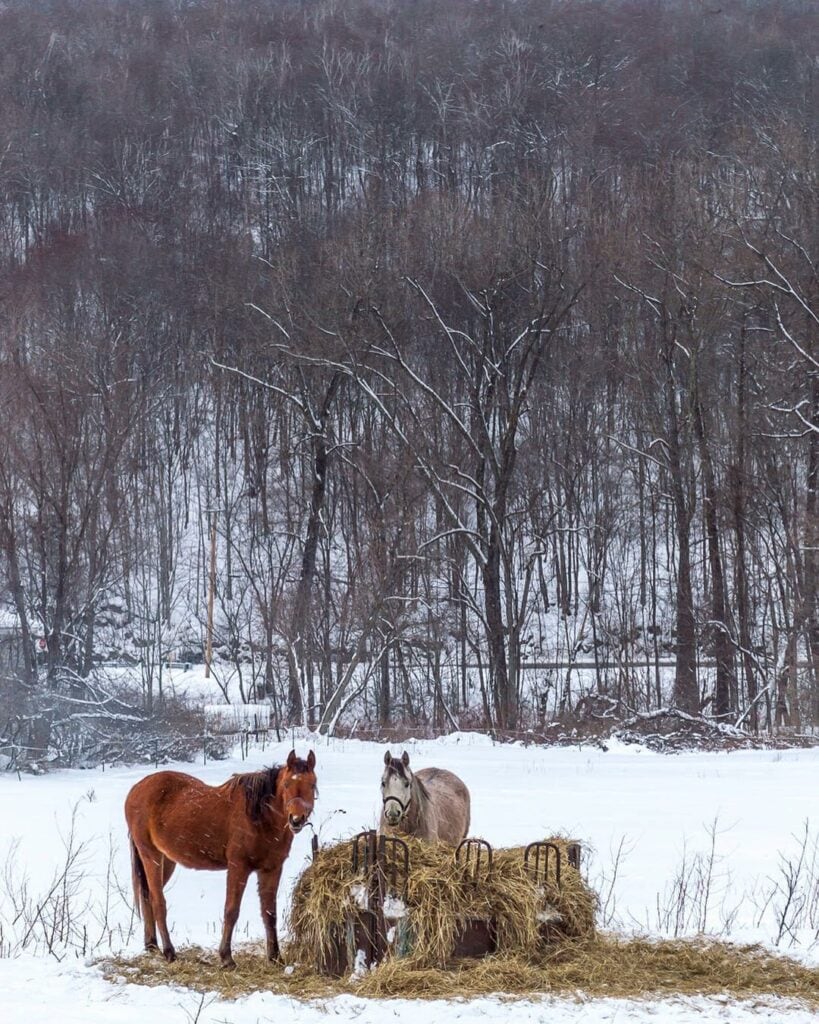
[130,838,149,921]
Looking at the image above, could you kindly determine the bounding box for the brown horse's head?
[381,749,412,826]
[280,749,317,833]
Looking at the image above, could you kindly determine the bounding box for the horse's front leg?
[257,866,284,962]
[218,863,250,969]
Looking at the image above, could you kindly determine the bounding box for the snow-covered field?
[1,732,818,1023]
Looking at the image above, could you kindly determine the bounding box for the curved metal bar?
[455,837,494,884]
[378,833,410,899]
[352,828,378,874]
[524,840,562,888]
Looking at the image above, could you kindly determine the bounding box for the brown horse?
[124,749,317,968]
[379,750,470,844]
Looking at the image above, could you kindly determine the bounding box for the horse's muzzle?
[382,795,405,825]
[288,814,307,833]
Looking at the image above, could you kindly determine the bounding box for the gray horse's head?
[381,750,412,826]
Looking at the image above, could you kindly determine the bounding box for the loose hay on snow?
[101,936,819,1007]
[103,944,338,1001]
[287,834,596,969]
[354,937,819,1002]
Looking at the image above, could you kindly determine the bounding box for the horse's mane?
[411,771,431,810]
[226,767,279,822]
[229,759,313,822]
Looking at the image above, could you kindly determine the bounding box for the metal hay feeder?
[452,838,497,957]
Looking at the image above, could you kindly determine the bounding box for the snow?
[1,735,818,1023]
[0,957,817,1024]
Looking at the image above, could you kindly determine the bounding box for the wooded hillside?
[0,0,815,757]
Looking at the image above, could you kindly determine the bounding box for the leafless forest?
[0,0,816,763]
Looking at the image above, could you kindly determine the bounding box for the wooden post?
[205,510,218,678]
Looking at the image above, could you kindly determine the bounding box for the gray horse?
[378,750,470,844]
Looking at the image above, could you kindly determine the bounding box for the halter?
[382,793,409,818]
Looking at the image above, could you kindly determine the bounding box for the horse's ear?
[384,750,392,766]
[287,749,297,769]
[401,751,410,767]
[307,750,316,771]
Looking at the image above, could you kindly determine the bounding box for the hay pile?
[288,835,596,969]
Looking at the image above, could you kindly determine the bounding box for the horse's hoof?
[163,948,177,963]
[220,958,237,971]
[144,942,159,954]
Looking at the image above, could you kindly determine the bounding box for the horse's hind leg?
[142,895,158,953]
[131,841,158,952]
[140,846,177,962]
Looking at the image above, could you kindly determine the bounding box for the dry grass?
[101,935,819,1007]
[103,944,338,1000]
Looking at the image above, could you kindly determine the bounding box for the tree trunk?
[731,325,758,730]
[693,394,734,718]
[804,376,819,724]
[663,346,698,714]
[289,373,341,724]
[483,533,513,730]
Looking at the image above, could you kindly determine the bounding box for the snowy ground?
[1,732,817,1022]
